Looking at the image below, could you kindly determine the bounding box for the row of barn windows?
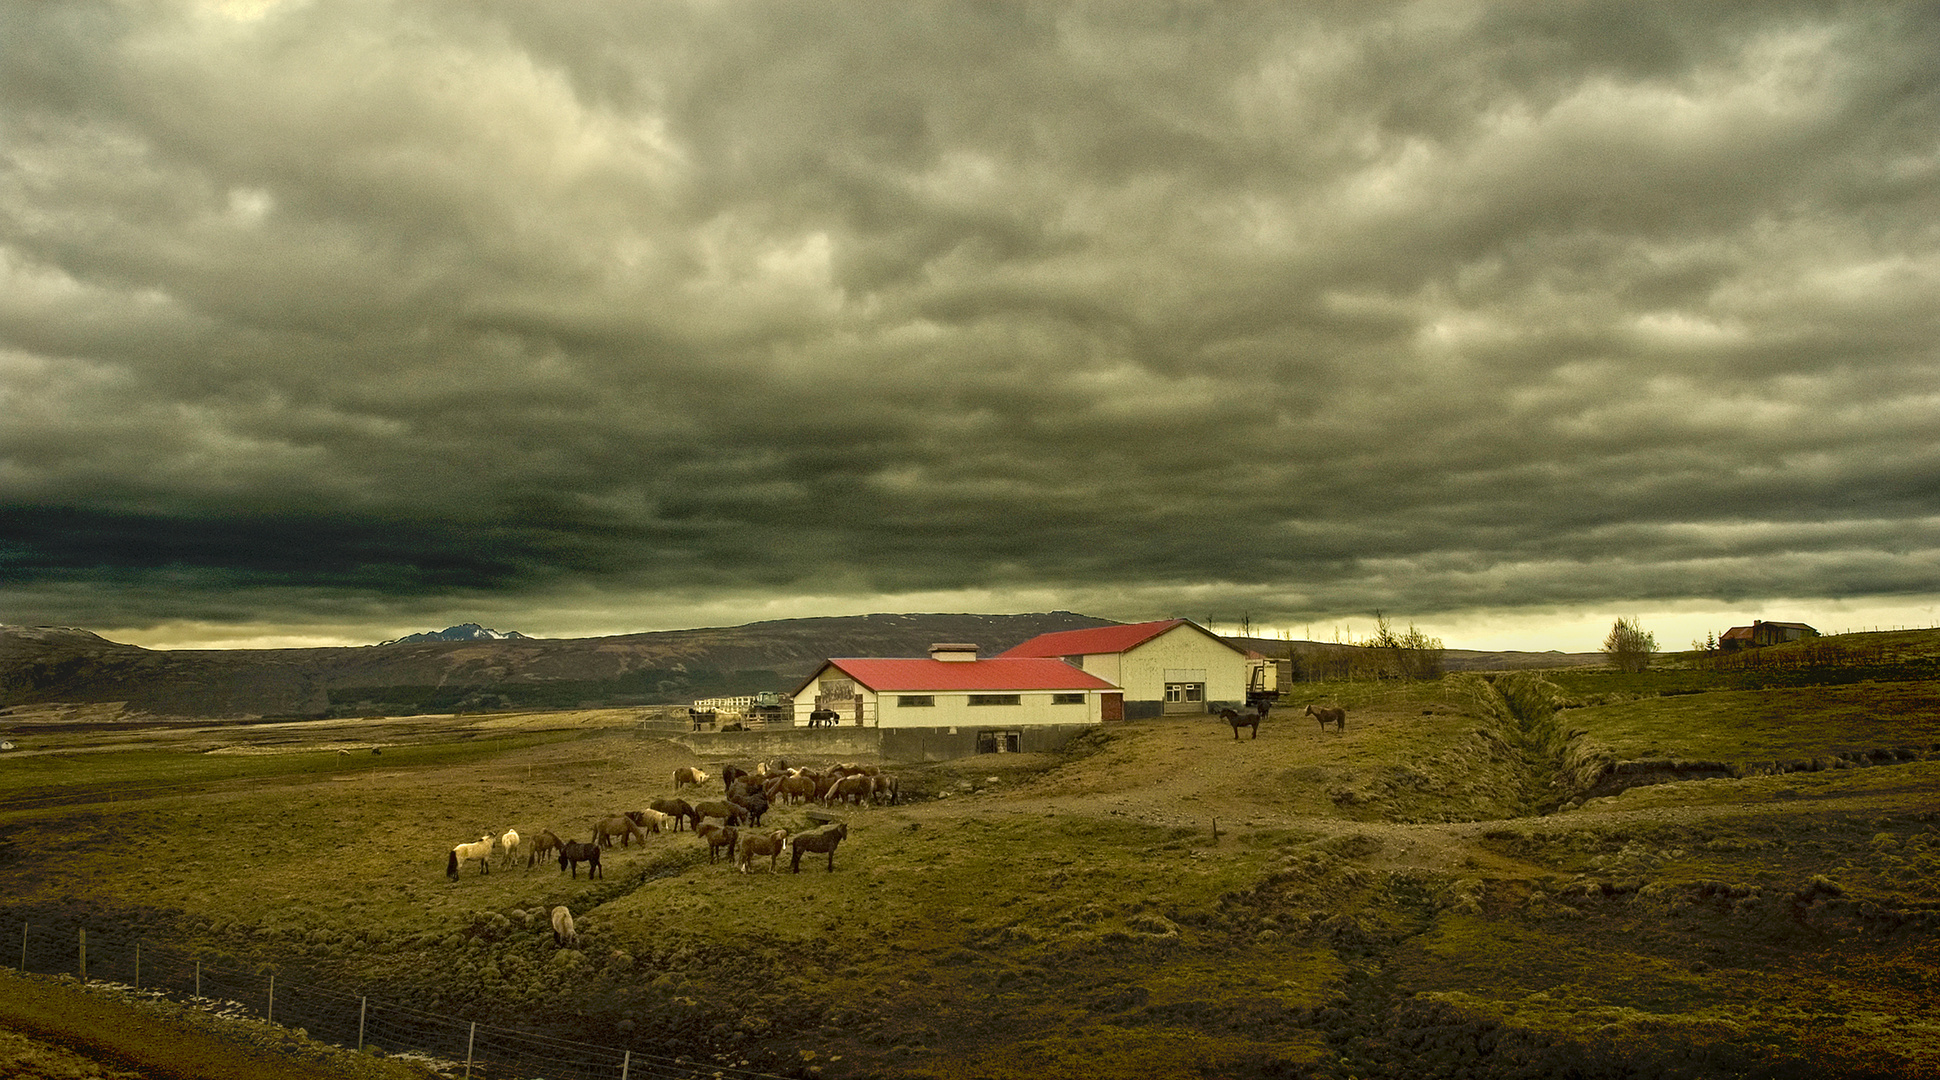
[896,693,1087,707]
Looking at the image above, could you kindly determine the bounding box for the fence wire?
[8,918,786,1080]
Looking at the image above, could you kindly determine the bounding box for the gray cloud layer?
[3,1,1937,646]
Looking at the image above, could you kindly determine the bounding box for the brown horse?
[649,797,698,831]
[790,822,848,872]
[736,828,790,873]
[526,829,563,868]
[594,815,648,848]
[673,766,708,790]
[697,820,738,864]
[1305,704,1346,732]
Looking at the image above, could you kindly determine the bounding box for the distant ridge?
[0,611,1115,719]
[380,623,530,645]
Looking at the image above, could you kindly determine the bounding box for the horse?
[558,839,603,878]
[824,774,872,806]
[673,766,708,791]
[776,774,816,804]
[527,829,563,868]
[551,905,578,948]
[871,774,901,805]
[1218,706,1265,740]
[697,820,739,864]
[627,808,674,834]
[446,833,495,880]
[807,708,841,728]
[499,828,522,869]
[790,822,848,873]
[649,798,697,831]
[1305,704,1347,733]
[688,708,716,731]
[691,799,748,826]
[736,828,789,873]
[594,815,648,848]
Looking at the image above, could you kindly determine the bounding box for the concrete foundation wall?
[660,723,1095,764]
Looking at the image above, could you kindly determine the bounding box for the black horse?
[558,840,603,879]
[807,708,841,728]
[1218,700,1271,740]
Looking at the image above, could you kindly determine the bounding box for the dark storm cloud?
[2,1,1936,645]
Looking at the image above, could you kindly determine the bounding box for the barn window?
[897,695,935,707]
[968,694,1022,706]
[1051,693,1085,705]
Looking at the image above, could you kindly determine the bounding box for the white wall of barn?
[1112,627,1249,705]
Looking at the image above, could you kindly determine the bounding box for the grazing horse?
[1306,704,1347,733]
[673,766,708,791]
[595,815,648,848]
[499,828,522,869]
[697,820,739,864]
[1218,705,1266,740]
[627,808,674,834]
[526,829,563,868]
[649,798,698,831]
[736,828,789,873]
[446,834,495,880]
[790,822,848,873]
[807,708,841,728]
[558,840,603,878]
[550,905,578,948]
[691,799,748,826]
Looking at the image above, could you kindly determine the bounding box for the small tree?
[1603,617,1657,673]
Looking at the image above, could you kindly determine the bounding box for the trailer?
[1245,656,1290,708]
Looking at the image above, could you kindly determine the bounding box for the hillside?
[0,612,1117,719]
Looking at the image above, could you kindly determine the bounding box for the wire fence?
[8,917,786,1080]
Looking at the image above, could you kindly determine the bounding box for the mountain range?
[0,613,1601,720]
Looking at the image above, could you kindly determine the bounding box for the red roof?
[997,619,1242,659]
[797,657,1119,694]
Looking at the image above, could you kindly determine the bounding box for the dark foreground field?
[2,636,1938,1079]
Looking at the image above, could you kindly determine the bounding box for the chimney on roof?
[929,643,979,662]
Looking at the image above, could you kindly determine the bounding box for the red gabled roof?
[1721,626,1755,640]
[998,619,1244,659]
[794,657,1118,695]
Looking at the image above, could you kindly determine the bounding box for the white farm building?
[790,643,1121,743]
[997,619,1251,720]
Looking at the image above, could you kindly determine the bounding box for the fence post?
[19,922,26,972]
[134,941,140,989]
[267,973,274,1024]
[195,958,201,999]
[78,927,86,982]
[358,996,367,1051]
[464,1021,476,1079]
[622,1049,630,1080]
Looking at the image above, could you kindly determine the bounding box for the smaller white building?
[790,643,1121,731]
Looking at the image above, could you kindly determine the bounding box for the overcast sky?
[3,1,1937,653]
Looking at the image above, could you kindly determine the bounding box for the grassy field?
[2,638,1937,1079]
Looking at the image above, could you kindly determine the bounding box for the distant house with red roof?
[1720,620,1820,652]
[790,643,1122,737]
[997,619,1250,720]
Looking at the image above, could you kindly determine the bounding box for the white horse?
[499,828,521,869]
[551,905,578,948]
[446,833,495,879]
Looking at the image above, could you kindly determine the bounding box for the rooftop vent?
[929,643,979,662]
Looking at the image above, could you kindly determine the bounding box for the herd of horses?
[445,701,1345,944]
[443,757,874,923]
